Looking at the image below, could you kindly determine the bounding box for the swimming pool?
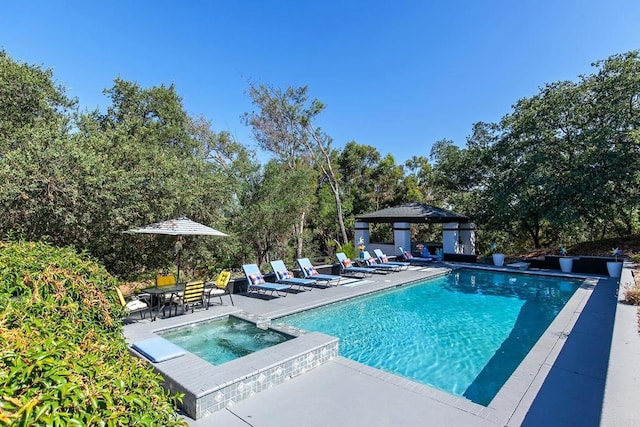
[159,316,293,365]
[279,268,582,405]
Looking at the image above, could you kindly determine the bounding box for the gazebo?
[354,202,476,260]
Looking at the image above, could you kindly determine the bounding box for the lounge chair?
[297,258,342,286]
[270,260,316,290]
[398,246,433,264]
[115,287,151,319]
[373,249,410,270]
[362,251,401,272]
[205,270,234,306]
[242,264,291,297]
[336,252,376,278]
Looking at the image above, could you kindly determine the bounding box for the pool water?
[280,269,581,405]
[159,316,293,365]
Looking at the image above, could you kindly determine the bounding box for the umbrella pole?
[176,249,181,284]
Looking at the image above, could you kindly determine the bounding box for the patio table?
[143,284,184,321]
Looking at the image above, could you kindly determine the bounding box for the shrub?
[337,241,356,259]
[0,241,185,426]
[626,288,640,306]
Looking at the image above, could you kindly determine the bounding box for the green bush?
[0,241,185,426]
[337,241,356,259]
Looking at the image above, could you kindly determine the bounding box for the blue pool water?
[280,269,581,405]
[159,316,293,365]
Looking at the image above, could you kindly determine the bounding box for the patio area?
[122,264,640,426]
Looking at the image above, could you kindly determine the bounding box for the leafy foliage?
[2,48,640,272]
[0,241,184,426]
[431,51,640,250]
[0,54,238,278]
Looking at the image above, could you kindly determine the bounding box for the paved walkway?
[601,267,640,427]
[123,265,640,426]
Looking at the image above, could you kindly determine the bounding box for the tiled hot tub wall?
[149,315,339,420]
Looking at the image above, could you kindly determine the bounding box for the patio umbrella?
[124,217,229,282]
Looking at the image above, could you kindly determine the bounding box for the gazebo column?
[393,222,410,256]
[443,223,476,255]
[354,221,369,249]
[459,223,476,255]
[442,223,459,254]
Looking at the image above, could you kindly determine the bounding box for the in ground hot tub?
[158,315,293,365]
[131,312,338,420]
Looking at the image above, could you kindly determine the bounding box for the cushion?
[381,255,389,263]
[305,267,318,276]
[126,299,148,312]
[248,274,266,285]
[342,259,352,268]
[279,270,291,279]
[132,337,185,363]
[404,251,412,259]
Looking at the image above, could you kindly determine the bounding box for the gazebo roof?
[355,202,469,224]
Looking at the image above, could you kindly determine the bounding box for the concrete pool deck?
[122,264,640,426]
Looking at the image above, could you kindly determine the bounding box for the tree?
[0,52,83,246]
[235,159,316,266]
[244,83,349,249]
[0,59,236,277]
[0,51,75,152]
[401,155,432,203]
[578,51,640,235]
[78,78,234,276]
[338,141,381,217]
[489,81,587,248]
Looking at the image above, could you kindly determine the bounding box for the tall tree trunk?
[332,185,348,244]
[296,211,305,259]
[304,125,348,245]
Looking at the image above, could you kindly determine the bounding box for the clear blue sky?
[2,1,639,163]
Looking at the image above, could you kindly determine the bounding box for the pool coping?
[488,273,598,424]
[123,264,617,425]
[265,265,600,425]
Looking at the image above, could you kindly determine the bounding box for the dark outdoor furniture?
[571,256,619,275]
[144,284,184,321]
[443,253,478,263]
[526,255,619,275]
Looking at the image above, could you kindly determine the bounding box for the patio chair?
[205,270,234,307]
[297,258,342,286]
[156,272,177,287]
[362,251,401,272]
[155,272,180,317]
[335,252,376,278]
[373,249,410,270]
[174,280,205,315]
[242,264,291,297]
[115,287,151,319]
[398,246,433,265]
